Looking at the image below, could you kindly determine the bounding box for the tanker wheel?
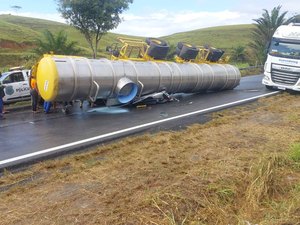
[177,42,186,50]
[206,47,224,62]
[145,37,167,46]
[112,50,120,57]
[145,37,169,60]
[177,42,196,50]
[175,46,181,56]
[178,43,199,60]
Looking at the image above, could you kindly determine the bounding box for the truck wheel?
[177,42,184,50]
[175,46,181,56]
[178,43,199,60]
[206,48,224,62]
[112,50,120,57]
[145,37,167,46]
[146,38,169,60]
[265,85,274,90]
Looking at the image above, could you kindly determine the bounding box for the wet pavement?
[0,74,280,169]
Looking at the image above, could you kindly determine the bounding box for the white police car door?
[2,72,29,101]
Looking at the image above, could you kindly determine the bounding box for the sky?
[0,0,299,37]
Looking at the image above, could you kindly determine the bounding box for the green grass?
[163,24,255,50]
[289,143,300,162]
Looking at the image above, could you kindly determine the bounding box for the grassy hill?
[0,14,142,51]
[163,24,254,50]
[0,14,141,68]
[0,14,255,68]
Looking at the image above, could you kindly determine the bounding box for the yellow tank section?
[36,55,59,101]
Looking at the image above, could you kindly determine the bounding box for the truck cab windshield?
[269,38,300,59]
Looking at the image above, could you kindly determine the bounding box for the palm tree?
[34,30,81,56]
[250,5,293,64]
[231,46,246,62]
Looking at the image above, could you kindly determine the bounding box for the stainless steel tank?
[35,55,241,104]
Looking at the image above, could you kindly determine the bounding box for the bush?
[289,143,300,162]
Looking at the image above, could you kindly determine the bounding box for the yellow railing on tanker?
[111,37,150,61]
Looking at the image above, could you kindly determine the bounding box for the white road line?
[0,91,280,166]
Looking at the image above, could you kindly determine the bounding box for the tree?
[250,5,293,64]
[34,30,81,56]
[57,0,133,58]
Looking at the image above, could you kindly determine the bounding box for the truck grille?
[271,64,300,86]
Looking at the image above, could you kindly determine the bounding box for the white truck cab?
[262,23,300,91]
[0,67,31,103]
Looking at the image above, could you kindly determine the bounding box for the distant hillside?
[0,14,138,55]
[163,24,254,50]
[0,14,254,68]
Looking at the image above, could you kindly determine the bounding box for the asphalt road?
[0,74,280,169]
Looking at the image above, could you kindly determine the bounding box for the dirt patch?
[0,93,299,225]
[0,39,34,50]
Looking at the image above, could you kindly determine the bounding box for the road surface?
[0,74,279,169]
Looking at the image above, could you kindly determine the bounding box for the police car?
[0,67,31,103]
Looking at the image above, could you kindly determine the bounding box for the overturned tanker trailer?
[33,54,241,106]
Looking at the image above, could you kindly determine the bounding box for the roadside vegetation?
[33,30,81,57]
[0,93,299,224]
